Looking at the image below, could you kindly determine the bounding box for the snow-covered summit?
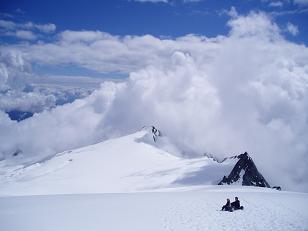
[138,125,162,143]
[138,125,182,157]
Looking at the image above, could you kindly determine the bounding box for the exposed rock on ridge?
[218,152,270,188]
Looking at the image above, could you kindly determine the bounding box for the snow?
[1,188,308,231]
[1,130,307,230]
[0,130,236,196]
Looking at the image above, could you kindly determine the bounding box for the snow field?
[1,189,307,231]
[1,130,307,231]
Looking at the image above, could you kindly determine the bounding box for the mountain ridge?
[0,128,272,196]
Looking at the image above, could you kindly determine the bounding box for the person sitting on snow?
[231,197,243,210]
[221,198,232,212]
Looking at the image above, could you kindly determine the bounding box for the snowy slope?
[1,129,308,231]
[0,129,236,196]
[1,188,308,231]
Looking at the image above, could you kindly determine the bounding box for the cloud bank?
[0,48,97,116]
[1,11,308,192]
[0,19,56,41]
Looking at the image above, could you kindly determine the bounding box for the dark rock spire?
[218,152,270,188]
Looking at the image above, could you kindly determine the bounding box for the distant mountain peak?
[219,152,270,188]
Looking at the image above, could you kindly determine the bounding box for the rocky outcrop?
[151,126,161,142]
[218,152,270,188]
[272,186,281,191]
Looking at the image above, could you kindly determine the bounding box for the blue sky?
[1,0,307,41]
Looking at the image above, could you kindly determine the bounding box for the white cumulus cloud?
[0,19,56,41]
[14,30,37,40]
[269,1,284,7]
[24,22,56,33]
[286,22,299,35]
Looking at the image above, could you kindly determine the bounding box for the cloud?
[59,30,111,43]
[0,19,56,41]
[15,8,26,14]
[293,0,308,5]
[227,11,281,40]
[15,32,178,73]
[132,0,202,3]
[133,0,169,2]
[268,1,284,7]
[0,20,16,30]
[0,20,56,32]
[263,0,308,7]
[1,10,308,192]
[0,12,13,18]
[24,22,56,34]
[0,48,96,118]
[14,30,37,40]
[0,91,56,113]
[0,48,53,113]
[0,48,31,91]
[182,0,202,2]
[261,0,288,7]
[269,7,308,16]
[218,6,238,18]
[286,22,299,35]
